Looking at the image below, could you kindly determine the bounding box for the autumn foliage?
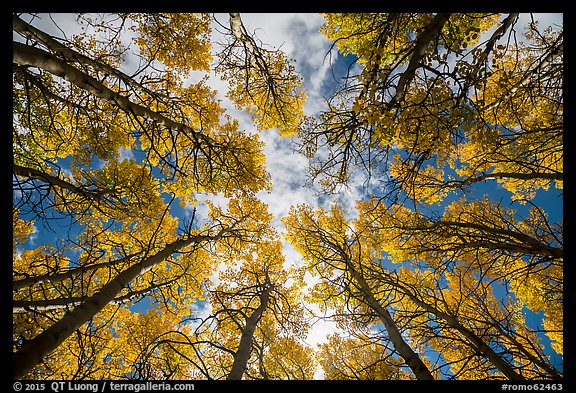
[13,13,562,381]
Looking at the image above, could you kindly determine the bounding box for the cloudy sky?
[203,14,354,371]
[14,13,352,378]
[199,13,564,378]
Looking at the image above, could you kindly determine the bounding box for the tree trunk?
[394,280,526,380]
[13,234,213,379]
[348,267,435,380]
[13,164,106,202]
[13,278,177,313]
[13,251,143,291]
[226,285,272,380]
[228,13,259,69]
[13,14,159,100]
[393,13,451,104]
[483,32,563,112]
[12,41,212,149]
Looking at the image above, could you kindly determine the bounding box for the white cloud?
[15,13,82,42]
[303,302,341,380]
[27,222,39,246]
[183,299,214,331]
[206,16,367,377]
[118,147,134,161]
[518,13,563,31]
[20,12,563,379]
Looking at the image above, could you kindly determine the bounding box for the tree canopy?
[13,12,562,381]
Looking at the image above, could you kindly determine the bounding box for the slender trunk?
[495,324,562,379]
[429,240,562,260]
[483,14,520,55]
[453,170,563,187]
[393,13,451,104]
[13,14,165,102]
[13,278,177,313]
[13,164,109,202]
[226,285,272,380]
[406,292,524,379]
[228,13,259,70]
[13,251,143,291]
[421,220,563,259]
[13,233,216,379]
[348,267,434,380]
[12,41,211,148]
[227,12,285,124]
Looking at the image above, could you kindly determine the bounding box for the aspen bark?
[420,221,563,259]
[12,41,211,148]
[13,235,207,379]
[13,251,143,291]
[398,286,525,380]
[13,14,160,100]
[393,13,450,104]
[226,285,272,380]
[348,266,434,380]
[228,13,259,69]
[13,164,106,202]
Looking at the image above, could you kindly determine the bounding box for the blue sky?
[14,13,563,379]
